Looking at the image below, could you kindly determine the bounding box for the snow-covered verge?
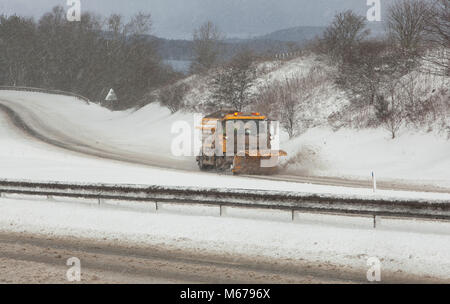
[278,67,450,187]
[180,55,324,110]
[281,127,450,188]
[0,197,449,281]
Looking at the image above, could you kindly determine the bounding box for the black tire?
[198,157,208,171]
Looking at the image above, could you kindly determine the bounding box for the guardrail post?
[372,172,377,193]
[0,180,445,222]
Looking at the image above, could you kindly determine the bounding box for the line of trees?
[257,66,330,139]
[188,1,448,139]
[189,22,261,112]
[236,0,449,139]
[191,21,224,74]
[320,0,449,138]
[0,6,181,110]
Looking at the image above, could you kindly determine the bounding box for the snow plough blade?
[231,150,287,175]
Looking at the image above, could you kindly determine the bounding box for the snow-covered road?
[0,197,449,282]
[0,90,449,201]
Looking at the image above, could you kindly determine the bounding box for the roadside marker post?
[372,172,377,193]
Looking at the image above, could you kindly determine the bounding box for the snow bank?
[282,127,450,188]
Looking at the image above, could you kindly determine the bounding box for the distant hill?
[253,26,326,43]
[254,23,387,42]
[156,26,327,62]
[155,37,293,62]
[110,24,385,65]
[153,37,195,61]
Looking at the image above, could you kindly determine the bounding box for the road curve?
[0,94,448,194]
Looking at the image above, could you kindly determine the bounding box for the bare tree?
[394,72,447,129]
[423,0,450,76]
[322,10,369,62]
[107,14,124,39]
[336,40,388,108]
[211,49,257,111]
[257,72,323,139]
[257,80,298,138]
[211,66,236,109]
[191,21,223,74]
[159,83,189,113]
[229,49,257,111]
[126,12,152,37]
[335,39,412,127]
[278,78,301,139]
[387,0,430,55]
[375,78,408,139]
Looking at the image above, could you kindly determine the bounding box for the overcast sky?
[0,0,394,39]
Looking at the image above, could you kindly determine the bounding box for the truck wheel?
[198,157,208,171]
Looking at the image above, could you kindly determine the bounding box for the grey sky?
[0,0,395,39]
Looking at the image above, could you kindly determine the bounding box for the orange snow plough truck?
[196,110,287,175]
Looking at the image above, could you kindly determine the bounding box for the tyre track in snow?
[0,231,358,284]
[0,99,197,171]
[1,231,444,284]
[240,174,450,194]
[0,96,448,194]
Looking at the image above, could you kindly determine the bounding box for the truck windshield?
[222,120,266,135]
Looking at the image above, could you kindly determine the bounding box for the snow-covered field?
[0,197,449,281]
